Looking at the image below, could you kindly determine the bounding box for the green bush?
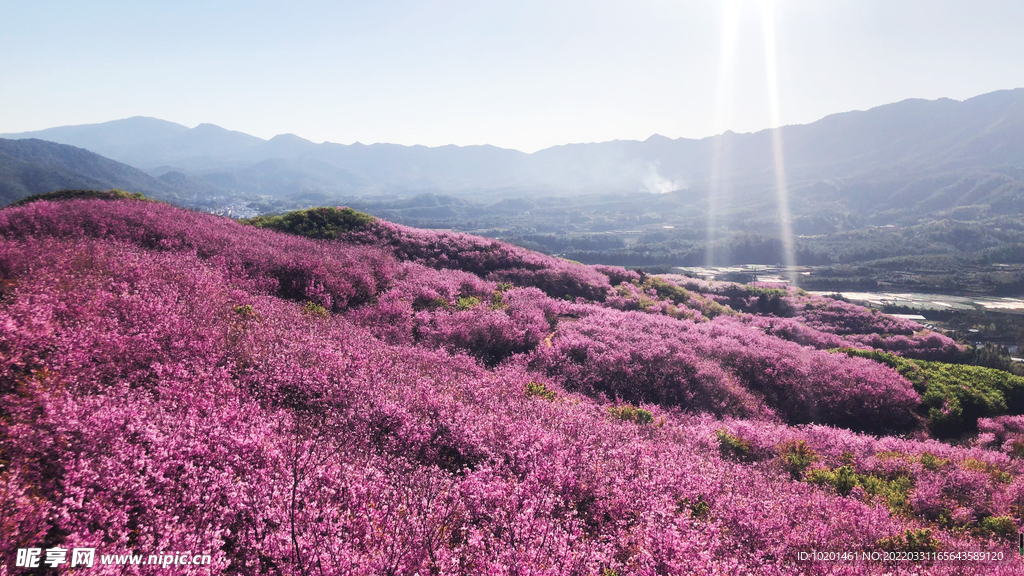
[779,440,818,480]
[10,188,152,207]
[918,452,949,471]
[608,405,655,425]
[693,295,733,320]
[839,451,856,466]
[233,304,255,318]
[643,277,691,305]
[980,515,1016,539]
[525,382,556,401]
[878,529,940,554]
[490,290,508,310]
[428,297,450,310]
[834,466,857,496]
[806,464,913,513]
[962,458,1013,484]
[835,348,1024,437]
[715,429,752,461]
[637,296,657,310]
[241,206,375,239]
[456,296,481,311]
[677,495,711,520]
[301,301,329,318]
[859,474,914,514]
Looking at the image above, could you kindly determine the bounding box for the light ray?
[705,0,741,268]
[759,0,797,284]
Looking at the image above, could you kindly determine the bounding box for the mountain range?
[2,88,1023,219]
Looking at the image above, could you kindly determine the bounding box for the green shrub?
[1009,440,1024,460]
[525,382,556,401]
[643,277,691,305]
[456,296,481,311]
[241,206,375,239]
[962,458,1013,484]
[835,348,1024,438]
[10,188,152,207]
[859,474,914,514]
[608,405,655,425]
[834,466,857,496]
[878,529,940,554]
[677,495,711,520]
[694,295,733,319]
[690,498,711,520]
[301,301,329,318]
[980,515,1016,539]
[918,452,948,471]
[637,296,657,310]
[490,290,508,310]
[779,440,818,480]
[715,429,751,461]
[233,304,255,318]
[807,465,913,513]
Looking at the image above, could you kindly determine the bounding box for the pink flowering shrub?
[412,288,553,366]
[850,331,964,361]
[1,199,1022,574]
[532,307,921,432]
[654,274,963,361]
[592,264,641,286]
[0,199,398,311]
[343,220,613,301]
[978,416,1024,457]
[699,417,1023,537]
[532,309,772,419]
[798,297,921,335]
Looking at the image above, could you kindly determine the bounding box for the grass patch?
[835,348,1024,437]
[525,382,556,401]
[456,296,481,311]
[806,465,913,513]
[241,206,375,239]
[10,188,153,207]
[779,440,819,480]
[878,529,940,554]
[301,301,329,318]
[608,405,655,425]
[715,429,753,461]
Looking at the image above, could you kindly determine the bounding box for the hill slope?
[2,196,1023,573]
[0,138,228,206]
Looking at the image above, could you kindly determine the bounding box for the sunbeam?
[705,0,741,268]
[759,0,798,284]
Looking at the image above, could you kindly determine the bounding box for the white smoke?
[642,162,686,194]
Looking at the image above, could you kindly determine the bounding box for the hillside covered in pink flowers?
[5,195,1024,574]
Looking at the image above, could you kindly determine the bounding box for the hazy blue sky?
[2,0,1023,152]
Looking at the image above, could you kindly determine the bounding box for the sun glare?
[759,0,798,283]
[706,0,797,282]
[705,0,741,268]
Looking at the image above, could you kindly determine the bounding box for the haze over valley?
[3,89,1023,297]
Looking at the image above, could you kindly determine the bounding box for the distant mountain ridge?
[0,138,225,207]
[3,88,1024,216]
